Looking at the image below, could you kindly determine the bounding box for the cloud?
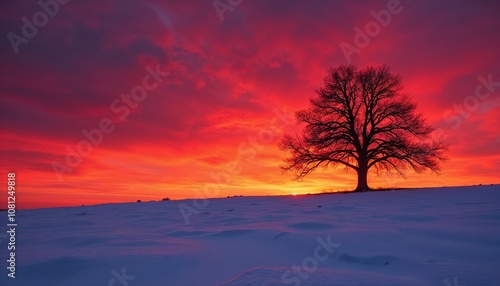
[1,0,499,208]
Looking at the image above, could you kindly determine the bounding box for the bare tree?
[279,64,447,192]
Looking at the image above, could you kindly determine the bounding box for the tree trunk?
[355,165,369,192]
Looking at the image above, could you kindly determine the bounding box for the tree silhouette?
[279,64,447,192]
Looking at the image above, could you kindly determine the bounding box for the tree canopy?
[280,64,447,191]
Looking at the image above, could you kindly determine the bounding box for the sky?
[0,0,499,209]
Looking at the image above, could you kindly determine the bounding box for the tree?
[279,64,447,192]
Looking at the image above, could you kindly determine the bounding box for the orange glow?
[0,1,499,209]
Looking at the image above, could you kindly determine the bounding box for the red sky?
[1,0,499,209]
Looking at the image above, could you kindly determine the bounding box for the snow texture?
[1,185,499,285]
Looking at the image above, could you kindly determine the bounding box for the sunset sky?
[1,0,499,209]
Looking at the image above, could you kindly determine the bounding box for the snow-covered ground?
[2,185,500,286]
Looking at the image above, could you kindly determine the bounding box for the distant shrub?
[162,197,170,201]
[137,200,142,203]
